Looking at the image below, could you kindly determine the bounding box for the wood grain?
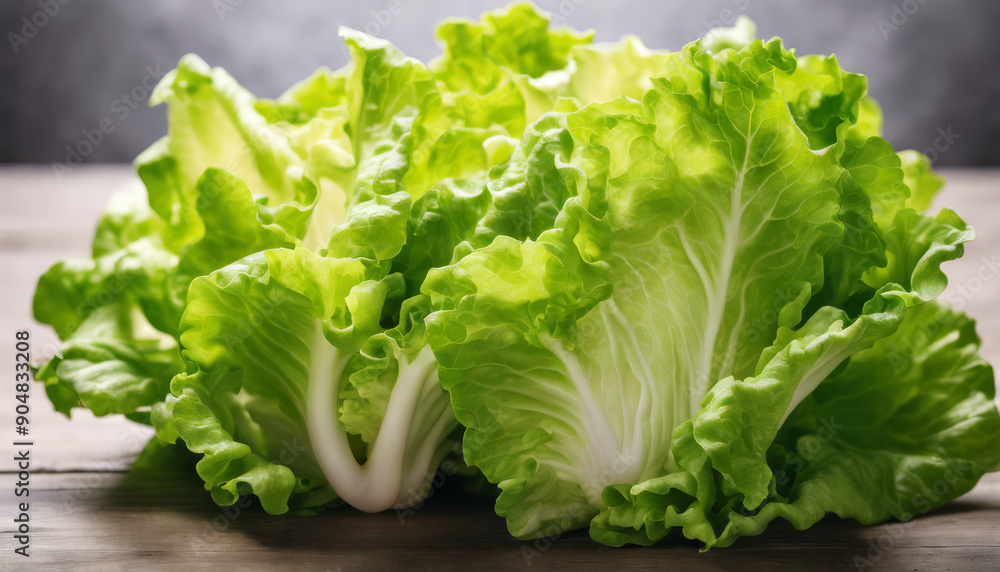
[1,165,999,571]
[0,471,997,571]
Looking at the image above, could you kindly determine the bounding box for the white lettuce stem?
[541,333,631,506]
[600,298,667,481]
[397,395,460,506]
[777,345,853,428]
[687,135,753,417]
[306,321,440,512]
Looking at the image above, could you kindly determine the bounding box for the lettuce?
[420,14,998,545]
[33,3,998,548]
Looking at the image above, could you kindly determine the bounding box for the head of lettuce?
[33,2,999,549]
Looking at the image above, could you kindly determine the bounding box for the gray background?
[2,0,999,166]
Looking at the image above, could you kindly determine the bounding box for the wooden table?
[1,165,999,571]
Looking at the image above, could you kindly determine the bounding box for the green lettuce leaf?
[33,187,181,417]
[35,297,183,419]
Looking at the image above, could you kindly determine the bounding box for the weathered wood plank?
[3,471,998,571]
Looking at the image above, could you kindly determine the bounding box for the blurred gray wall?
[2,0,999,166]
